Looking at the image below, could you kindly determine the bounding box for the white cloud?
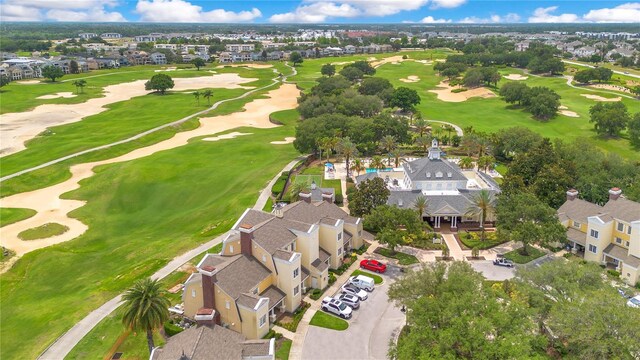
[5,0,119,9]
[430,0,466,9]
[528,6,579,23]
[0,3,43,21]
[419,16,451,23]
[135,0,262,22]
[1,0,125,22]
[582,2,640,23]
[459,13,520,23]
[46,8,126,22]
[270,2,359,23]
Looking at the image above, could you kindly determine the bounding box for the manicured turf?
[0,104,300,359]
[276,339,293,360]
[503,247,547,264]
[309,311,349,331]
[374,248,420,265]
[0,207,36,227]
[17,222,69,240]
[350,269,383,284]
[458,232,507,250]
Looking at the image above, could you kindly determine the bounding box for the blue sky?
[1,0,639,23]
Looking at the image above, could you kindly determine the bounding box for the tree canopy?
[320,63,335,77]
[347,178,390,217]
[389,87,420,112]
[41,65,64,82]
[145,73,174,94]
[589,102,631,137]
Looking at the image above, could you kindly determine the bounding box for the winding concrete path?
[428,120,464,136]
[562,60,640,79]
[38,156,302,360]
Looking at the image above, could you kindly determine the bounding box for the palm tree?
[327,137,339,161]
[458,157,474,170]
[351,158,365,176]
[379,135,397,167]
[317,137,330,161]
[413,195,428,219]
[413,118,429,137]
[338,137,358,178]
[193,90,201,105]
[477,155,495,173]
[464,189,495,241]
[391,148,407,168]
[370,155,385,170]
[121,278,170,355]
[202,89,213,105]
[442,124,455,140]
[72,79,87,94]
[414,136,431,155]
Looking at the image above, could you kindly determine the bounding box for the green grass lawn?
[457,232,508,250]
[0,207,37,227]
[309,311,349,331]
[350,269,383,284]
[276,339,292,360]
[374,247,419,265]
[17,222,69,240]
[0,100,300,359]
[503,247,547,264]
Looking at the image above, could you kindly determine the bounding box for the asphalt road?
[301,268,405,360]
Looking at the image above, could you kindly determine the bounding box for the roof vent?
[398,199,403,207]
[447,172,452,178]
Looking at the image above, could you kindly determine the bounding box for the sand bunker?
[36,92,77,100]
[0,73,258,156]
[331,61,354,66]
[270,137,295,145]
[559,105,568,110]
[154,67,184,72]
[371,56,405,68]
[16,80,42,85]
[503,74,528,81]
[215,63,273,69]
[0,84,300,260]
[587,84,631,93]
[429,81,496,102]
[435,59,446,63]
[559,110,579,117]
[580,94,622,102]
[400,75,420,83]
[202,132,252,142]
[413,60,433,65]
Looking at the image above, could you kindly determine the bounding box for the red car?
[360,259,387,273]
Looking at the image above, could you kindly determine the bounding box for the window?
[293,268,299,278]
[358,230,362,236]
[229,245,234,253]
[573,221,581,228]
[626,241,630,247]
[294,285,299,296]
[291,242,296,251]
[589,244,597,253]
[590,229,599,239]
[338,248,342,256]
[191,289,196,298]
[225,300,230,309]
[617,223,625,232]
[616,237,623,244]
[337,233,342,241]
[628,227,632,235]
[259,315,266,327]
[262,254,267,262]
[252,287,258,295]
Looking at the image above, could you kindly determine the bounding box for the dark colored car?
[360,259,387,273]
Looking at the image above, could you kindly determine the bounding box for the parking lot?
[301,267,406,360]
[469,260,516,281]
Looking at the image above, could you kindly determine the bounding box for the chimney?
[609,187,622,201]
[197,265,220,326]
[566,189,579,201]
[239,224,254,257]
[299,190,312,203]
[322,192,333,203]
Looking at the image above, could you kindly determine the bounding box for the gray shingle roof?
[242,340,272,357]
[282,201,358,225]
[603,243,640,268]
[402,157,467,182]
[602,197,640,223]
[388,190,488,215]
[566,228,586,246]
[237,293,261,309]
[252,219,297,255]
[212,255,272,300]
[273,249,295,261]
[260,285,286,310]
[310,187,334,202]
[557,198,603,224]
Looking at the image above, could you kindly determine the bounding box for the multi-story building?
[100,33,122,39]
[225,44,256,52]
[149,52,167,65]
[558,188,640,285]
[79,33,98,39]
[181,195,366,339]
[134,33,164,42]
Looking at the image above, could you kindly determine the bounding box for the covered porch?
[261,286,287,323]
[566,228,586,257]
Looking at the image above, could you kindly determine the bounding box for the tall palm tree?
[350,158,365,176]
[391,148,407,168]
[370,155,385,170]
[338,137,358,178]
[326,137,339,162]
[414,136,431,155]
[379,135,397,167]
[477,155,495,173]
[193,90,201,105]
[442,124,455,140]
[464,189,495,240]
[413,118,429,137]
[458,157,474,170]
[202,89,213,105]
[72,79,87,94]
[413,195,428,219]
[121,278,170,355]
[317,137,330,161]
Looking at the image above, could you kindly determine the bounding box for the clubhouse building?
[356,139,500,229]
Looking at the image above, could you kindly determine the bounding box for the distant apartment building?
[558,188,640,285]
[225,44,255,52]
[149,52,167,65]
[100,33,122,39]
[79,33,98,39]
[134,33,164,42]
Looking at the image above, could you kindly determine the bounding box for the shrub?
[263,330,283,339]
[329,272,337,285]
[471,247,480,258]
[354,243,369,255]
[310,289,322,300]
[451,88,468,93]
[635,282,640,290]
[335,194,344,205]
[607,269,621,278]
[563,252,573,259]
[164,321,183,337]
[402,55,408,59]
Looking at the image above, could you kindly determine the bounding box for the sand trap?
[367,57,377,61]
[413,59,433,65]
[0,84,300,260]
[36,92,77,100]
[587,84,631,93]
[270,137,295,145]
[371,56,405,68]
[400,75,420,83]
[215,64,273,69]
[559,105,568,110]
[202,132,251,141]
[154,67,184,72]
[503,74,528,81]
[16,80,42,85]
[0,73,258,156]
[580,94,622,102]
[429,81,496,102]
[559,110,579,117]
[435,59,446,63]
[331,61,354,66]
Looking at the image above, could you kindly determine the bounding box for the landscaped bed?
[309,311,349,331]
[350,269,383,284]
[503,247,546,264]
[275,302,310,332]
[455,230,507,250]
[374,248,419,265]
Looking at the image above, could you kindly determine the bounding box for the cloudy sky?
[1,0,639,23]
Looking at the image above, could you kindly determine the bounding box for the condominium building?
[558,188,640,285]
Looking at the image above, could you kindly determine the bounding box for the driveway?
[301,268,405,360]
[470,260,516,281]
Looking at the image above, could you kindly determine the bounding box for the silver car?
[338,293,360,309]
[341,284,368,301]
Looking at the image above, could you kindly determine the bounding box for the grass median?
[309,311,349,331]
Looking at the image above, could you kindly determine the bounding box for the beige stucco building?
[182,194,365,339]
[558,188,640,285]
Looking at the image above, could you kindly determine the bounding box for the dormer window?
[447,172,452,178]
[398,199,403,207]
[435,171,443,178]
[426,172,431,178]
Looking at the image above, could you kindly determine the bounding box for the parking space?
[470,260,516,281]
[301,268,405,360]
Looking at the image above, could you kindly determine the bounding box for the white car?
[341,284,368,301]
[337,293,360,309]
[321,297,353,319]
[348,275,375,292]
[627,295,640,308]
